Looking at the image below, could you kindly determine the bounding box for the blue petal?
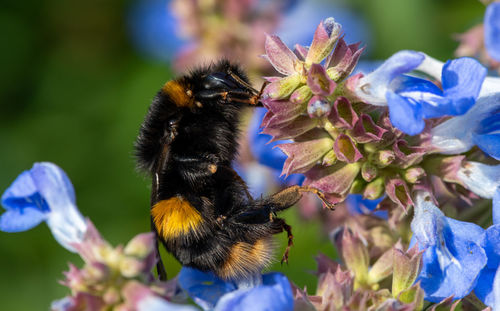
[0,208,47,232]
[394,75,442,95]
[481,224,500,269]
[494,189,500,226]
[30,163,76,213]
[386,91,425,135]
[1,171,49,212]
[485,2,500,61]
[474,268,496,308]
[476,112,500,135]
[395,75,453,119]
[411,193,446,249]
[474,134,500,160]
[494,266,500,310]
[346,194,384,216]
[372,51,425,84]
[418,218,486,302]
[178,267,236,310]
[215,273,293,311]
[441,58,487,115]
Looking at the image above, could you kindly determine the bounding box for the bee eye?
[203,72,239,90]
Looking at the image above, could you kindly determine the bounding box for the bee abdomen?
[151,196,204,240]
[216,237,275,280]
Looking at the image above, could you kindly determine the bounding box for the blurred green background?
[0,0,485,309]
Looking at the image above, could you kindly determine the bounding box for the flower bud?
[290,85,313,104]
[361,162,378,182]
[349,179,366,194]
[306,18,342,64]
[363,177,385,200]
[322,149,337,166]
[392,245,423,298]
[82,262,110,283]
[398,282,424,310]
[373,150,395,167]
[124,233,155,259]
[367,247,394,285]
[334,228,369,286]
[266,73,302,99]
[120,257,146,278]
[403,167,426,184]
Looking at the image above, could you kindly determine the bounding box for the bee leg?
[267,185,336,211]
[150,217,167,280]
[272,217,294,265]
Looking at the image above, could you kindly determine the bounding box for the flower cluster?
[257,14,500,310]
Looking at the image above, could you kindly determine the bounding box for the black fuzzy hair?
[134,60,250,173]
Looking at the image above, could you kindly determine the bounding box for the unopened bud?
[124,233,155,259]
[392,246,423,298]
[363,176,385,200]
[322,149,337,166]
[373,150,395,167]
[404,167,426,184]
[350,179,366,194]
[266,73,302,99]
[290,85,313,104]
[335,228,369,286]
[361,162,378,182]
[120,257,146,278]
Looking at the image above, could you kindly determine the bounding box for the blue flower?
[345,194,386,218]
[474,188,500,309]
[410,191,487,302]
[0,162,87,252]
[355,51,487,135]
[485,2,500,62]
[431,75,500,159]
[178,267,293,311]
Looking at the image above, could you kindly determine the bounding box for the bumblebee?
[135,60,333,280]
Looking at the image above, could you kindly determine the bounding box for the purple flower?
[0,162,86,251]
[410,191,487,302]
[485,2,500,61]
[178,267,293,311]
[354,51,487,135]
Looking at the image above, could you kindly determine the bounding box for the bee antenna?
[227,68,259,94]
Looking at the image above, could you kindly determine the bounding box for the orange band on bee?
[218,238,273,279]
[162,81,193,107]
[152,197,202,240]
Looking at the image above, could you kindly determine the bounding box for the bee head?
[187,61,261,111]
